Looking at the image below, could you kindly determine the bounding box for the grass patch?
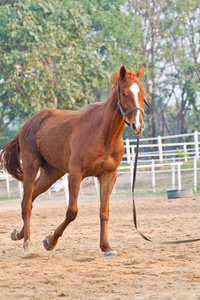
[0,196,20,200]
[196,182,200,193]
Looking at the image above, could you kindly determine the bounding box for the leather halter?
[117,83,149,126]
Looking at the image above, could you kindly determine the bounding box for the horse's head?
[117,65,147,135]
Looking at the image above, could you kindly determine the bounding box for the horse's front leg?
[43,171,82,251]
[98,171,117,257]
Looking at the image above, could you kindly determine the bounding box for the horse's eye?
[122,92,126,97]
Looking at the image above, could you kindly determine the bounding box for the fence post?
[171,158,175,190]
[6,172,10,198]
[19,181,23,198]
[193,157,197,192]
[94,177,100,198]
[126,138,131,163]
[194,131,199,159]
[183,143,188,161]
[130,161,134,191]
[62,174,69,206]
[177,164,182,191]
[158,136,163,162]
[131,145,135,161]
[151,160,156,193]
[47,188,51,198]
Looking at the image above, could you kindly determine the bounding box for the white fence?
[120,131,200,194]
[118,161,183,193]
[0,132,200,201]
[0,171,23,198]
[123,131,200,162]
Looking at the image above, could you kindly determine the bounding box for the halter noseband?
[117,83,150,126]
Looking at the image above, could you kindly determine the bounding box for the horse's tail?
[0,132,23,182]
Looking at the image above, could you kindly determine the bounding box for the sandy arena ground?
[1,193,200,300]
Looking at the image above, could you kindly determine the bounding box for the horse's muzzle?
[131,122,145,135]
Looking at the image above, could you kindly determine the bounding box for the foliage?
[81,0,144,102]
[159,0,200,135]
[128,0,200,138]
[176,147,189,158]
[0,0,106,135]
[0,0,200,141]
[0,126,19,148]
[84,0,144,71]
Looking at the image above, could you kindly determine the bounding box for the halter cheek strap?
[117,84,147,127]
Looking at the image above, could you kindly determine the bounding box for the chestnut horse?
[1,65,146,257]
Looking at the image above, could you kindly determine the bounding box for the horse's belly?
[38,138,71,173]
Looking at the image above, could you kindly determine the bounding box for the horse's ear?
[137,65,144,80]
[120,66,126,79]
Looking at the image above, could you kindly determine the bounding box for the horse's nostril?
[132,123,136,131]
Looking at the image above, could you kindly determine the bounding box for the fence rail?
[124,131,200,162]
[118,161,184,193]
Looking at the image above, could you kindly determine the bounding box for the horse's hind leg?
[19,155,40,257]
[43,171,82,251]
[98,171,117,257]
[12,165,64,241]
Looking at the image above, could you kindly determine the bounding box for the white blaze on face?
[130,82,141,128]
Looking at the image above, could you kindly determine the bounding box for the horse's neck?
[100,89,125,143]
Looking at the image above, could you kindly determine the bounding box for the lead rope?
[132,136,200,244]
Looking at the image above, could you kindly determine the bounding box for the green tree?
[0,0,106,136]
[86,0,144,70]
[129,0,200,137]
[160,0,200,135]
[128,0,171,137]
[83,0,144,104]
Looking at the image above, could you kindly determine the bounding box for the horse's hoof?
[23,240,31,258]
[105,250,117,257]
[11,229,20,241]
[43,236,56,251]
